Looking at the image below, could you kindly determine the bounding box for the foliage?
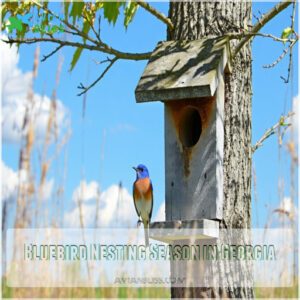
[70,47,83,71]
[1,1,139,70]
[281,26,293,44]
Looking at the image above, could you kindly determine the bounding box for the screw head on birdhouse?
[135,37,231,224]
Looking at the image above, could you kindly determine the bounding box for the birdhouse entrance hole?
[179,106,202,148]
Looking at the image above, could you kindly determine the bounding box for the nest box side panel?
[164,85,224,221]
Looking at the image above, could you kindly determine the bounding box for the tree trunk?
[167,1,253,298]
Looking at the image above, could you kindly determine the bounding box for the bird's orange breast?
[134,178,152,201]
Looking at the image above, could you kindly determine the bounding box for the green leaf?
[64,1,71,20]
[95,1,103,10]
[7,16,23,32]
[281,27,293,43]
[70,2,85,25]
[49,25,59,34]
[58,23,65,32]
[16,23,27,39]
[82,19,91,42]
[124,1,138,29]
[41,12,49,28]
[70,47,83,71]
[32,25,40,33]
[103,1,125,25]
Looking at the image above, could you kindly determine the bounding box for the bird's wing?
[132,182,141,218]
[149,182,154,221]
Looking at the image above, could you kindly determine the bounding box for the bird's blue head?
[133,164,150,179]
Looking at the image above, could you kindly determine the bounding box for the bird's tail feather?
[144,222,149,247]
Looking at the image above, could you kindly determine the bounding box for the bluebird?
[132,164,153,247]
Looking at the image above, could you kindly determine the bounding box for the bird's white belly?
[135,198,151,222]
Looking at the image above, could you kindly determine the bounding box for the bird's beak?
[132,167,138,172]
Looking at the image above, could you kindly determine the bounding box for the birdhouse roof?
[135,37,231,103]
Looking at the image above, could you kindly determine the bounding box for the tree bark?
[167,1,253,298]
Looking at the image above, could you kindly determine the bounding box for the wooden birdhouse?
[135,37,231,241]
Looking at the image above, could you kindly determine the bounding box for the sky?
[1,2,298,230]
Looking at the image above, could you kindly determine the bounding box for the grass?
[255,285,298,298]
[3,276,299,299]
[2,279,171,299]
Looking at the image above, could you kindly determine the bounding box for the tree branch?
[41,44,64,62]
[81,10,102,43]
[227,31,297,43]
[262,39,297,69]
[252,112,294,153]
[137,1,174,31]
[233,0,293,57]
[29,1,152,61]
[2,1,153,96]
[77,57,119,96]
[2,37,152,61]
[92,56,114,65]
[31,0,97,45]
[281,0,297,83]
